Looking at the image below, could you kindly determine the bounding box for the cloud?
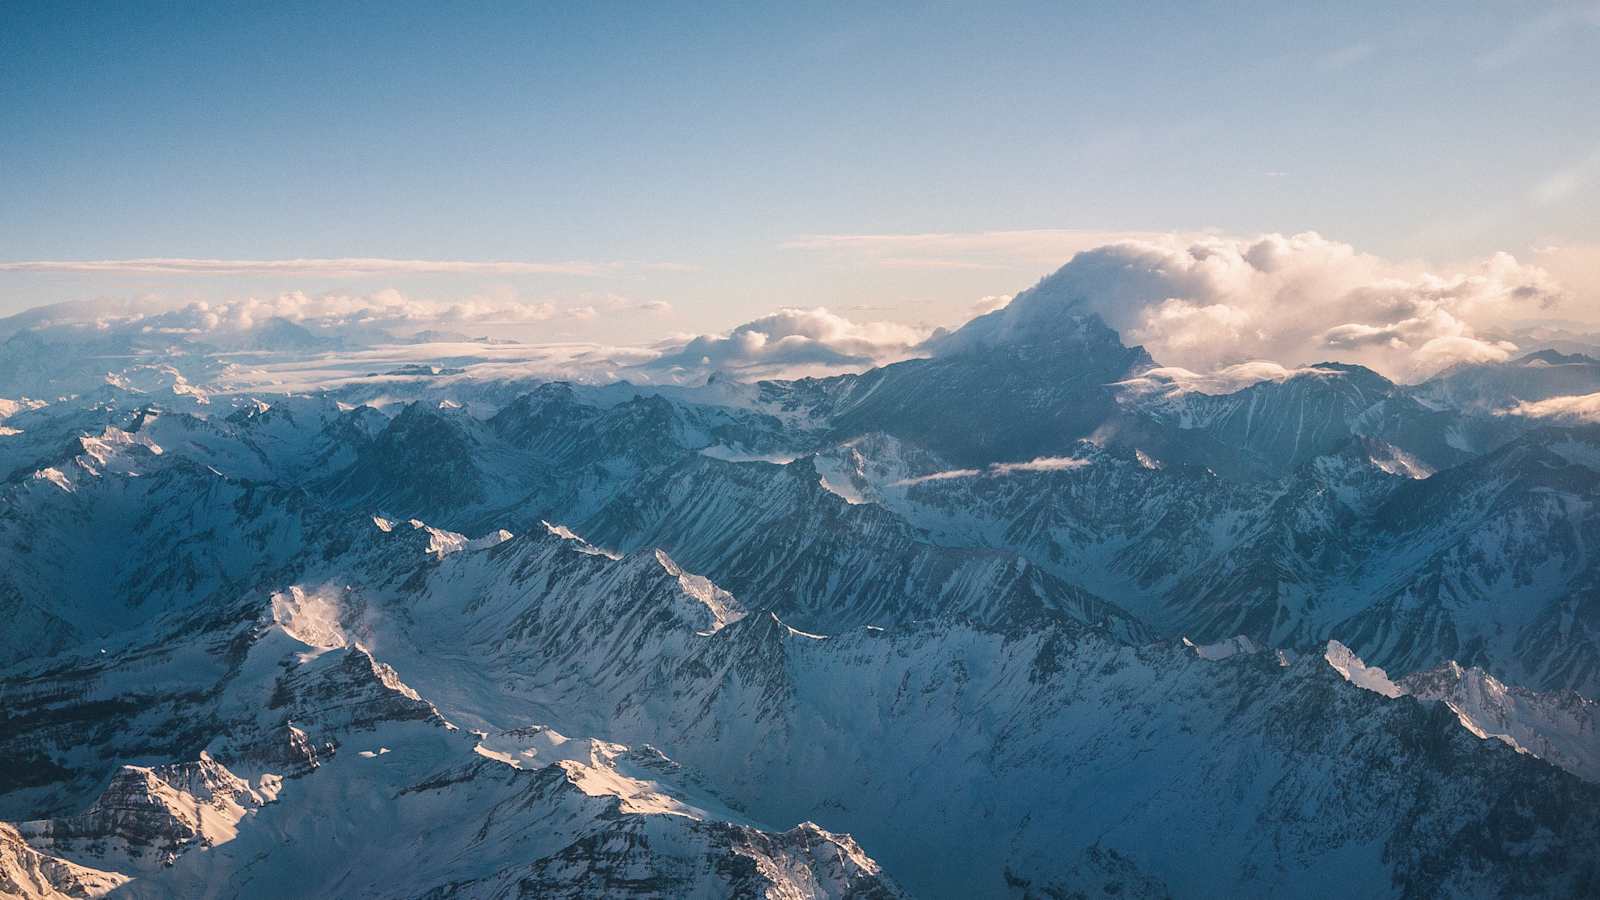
[1531,147,1600,206]
[11,289,596,343]
[892,468,983,486]
[1499,391,1600,424]
[217,340,663,395]
[1114,362,1343,399]
[944,232,1566,380]
[1532,243,1600,320]
[643,307,929,379]
[1479,5,1600,70]
[971,294,1013,315]
[1318,41,1375,72]
[165,290,569,332]
[991,456,1092,475]
[782,229,1189,271]
[0,256,679,277]
[1,293,925,385]
[893,455,1091,486]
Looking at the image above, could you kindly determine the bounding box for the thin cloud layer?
[948,232,1565,381]
[644,307,929,379]
[1114,362,1344,399]
[893,455,1091,486]
[0,257,613,276]
[164,290,565,331]
[1501,391,1600,425]
[14,290,581,339]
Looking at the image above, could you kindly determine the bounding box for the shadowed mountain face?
[816,314,1155,466]
[2,293,1599,898]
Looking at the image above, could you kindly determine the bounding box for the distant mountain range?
[2,268,1599,897]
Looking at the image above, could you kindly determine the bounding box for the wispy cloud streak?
[782,229,1188,270]
[0,257,659,277]
[893,456,1091,486]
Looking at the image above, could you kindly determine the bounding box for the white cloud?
[217,339,662,395]
[945,232,1566,381]
[991,456,1092,475]
[971,294,1013,315]
[1500,391,1600,424]
[1115,362,1343,399]
[0,257,620,276]
[162,290,566,331]
[1532,243,1600,320]
[893,455,1091,486]
[891,468,983,486]
[644,307,929,379]
[11,289,591,342]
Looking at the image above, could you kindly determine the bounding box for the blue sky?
[2,1,1597,340]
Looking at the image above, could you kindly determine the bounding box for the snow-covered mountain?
[3,270,1600,897]
[7,517,1597,897]
[0,589,900,899]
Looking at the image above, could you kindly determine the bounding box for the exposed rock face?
[17,755,272,874]
[0,822,126,900]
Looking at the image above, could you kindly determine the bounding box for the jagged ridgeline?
[2,276,1600,898]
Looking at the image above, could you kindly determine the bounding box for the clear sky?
[2,1,1597,341]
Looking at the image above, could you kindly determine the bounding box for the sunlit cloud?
[892,455,1091,486]
[936,232,1569,380]
[971,294,1012,315]
[642,306,929,379]
[1499,391,1600,424]
[1114,362,1343,400]
[0,257,672,277]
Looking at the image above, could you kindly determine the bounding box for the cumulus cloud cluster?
[950,232,1567,381]
[644,307,929,379]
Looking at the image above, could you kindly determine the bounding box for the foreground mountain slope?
[0,586,903,899]
[277,523,1600,899]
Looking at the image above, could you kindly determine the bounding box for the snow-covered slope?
[272,527,1600,898]
[0,589,902,899]
[1398,658,1600,782]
